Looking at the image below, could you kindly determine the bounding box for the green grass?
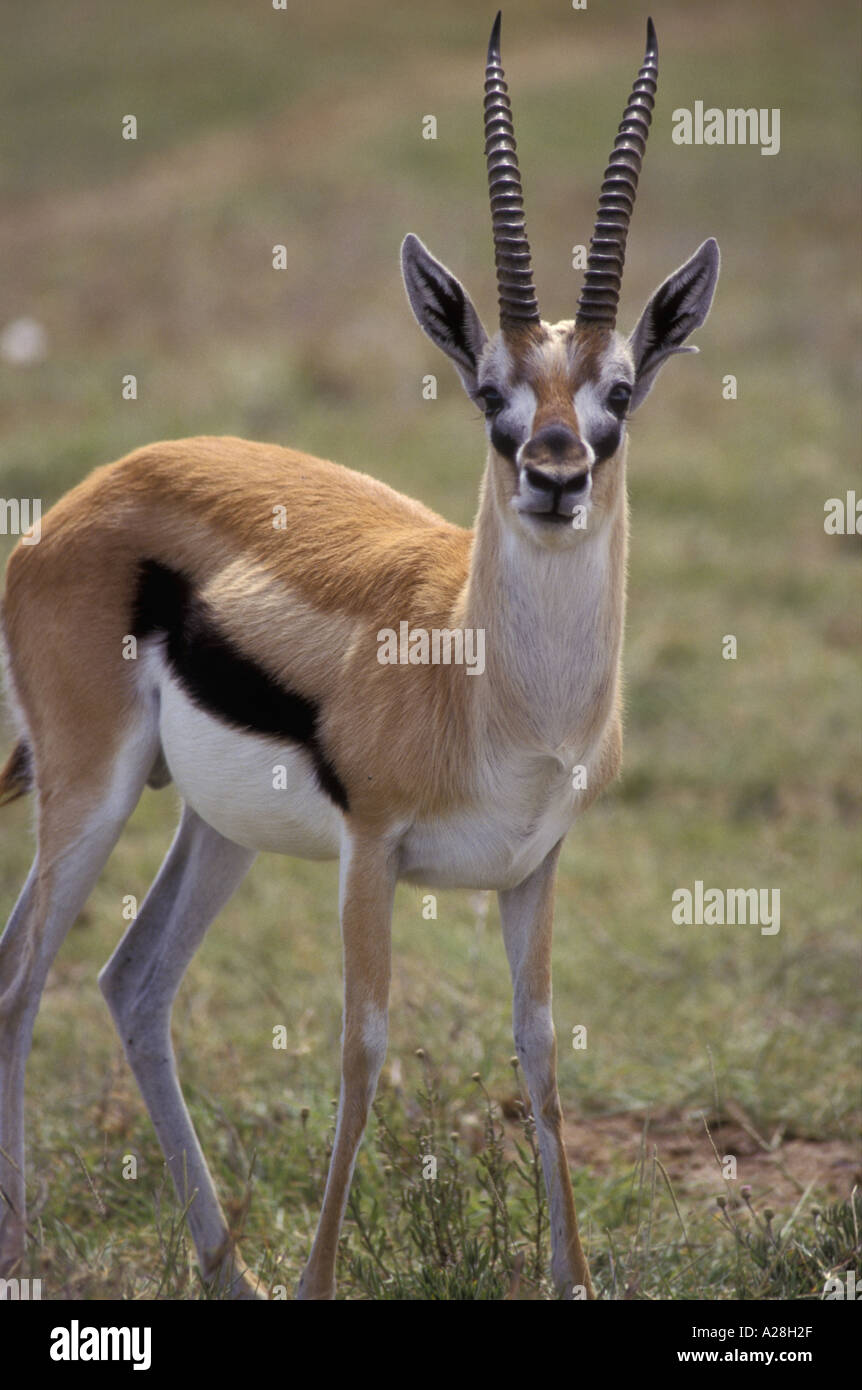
[1,0,860,1299]
[18,1052,862,1300]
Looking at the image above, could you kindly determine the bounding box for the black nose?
[524,465,559,495]
[524,464,590,507]
[560,471,590,502]
[524,462,589,491]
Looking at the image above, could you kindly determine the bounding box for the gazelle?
[0,14,718,1299]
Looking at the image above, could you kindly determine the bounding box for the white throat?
[465,464,627,757]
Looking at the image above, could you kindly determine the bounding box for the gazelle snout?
[518,424,592,519]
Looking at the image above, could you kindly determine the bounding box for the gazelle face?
[474,322,635,545]
[400,16,719,552]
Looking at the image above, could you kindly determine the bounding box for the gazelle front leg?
[297,830,397,1301]
[498,841,595,1300]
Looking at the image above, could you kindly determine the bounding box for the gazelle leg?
[498,841,595,1299]
[98,803,258,1298]
[297,833,396,1300]
[0,749,154,1275]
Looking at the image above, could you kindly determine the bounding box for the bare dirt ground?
[558,1103,861,1209]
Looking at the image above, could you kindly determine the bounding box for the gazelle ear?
[628,238,720,412]
[401,234,489,395]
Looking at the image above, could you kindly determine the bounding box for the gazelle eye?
[476,386,506,416]
[607,382,632,417]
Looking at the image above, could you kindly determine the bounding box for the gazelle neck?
[460,449,628,757]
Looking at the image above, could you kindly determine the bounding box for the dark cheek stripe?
[131,559,349,812]
[590,422,623,465]
[490,417,522,462]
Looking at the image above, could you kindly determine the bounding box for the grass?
[19,1051,861,1300]
[0,0,860,1298]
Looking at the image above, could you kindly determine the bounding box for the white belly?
[158,675,342,858]
[152,663,581,890]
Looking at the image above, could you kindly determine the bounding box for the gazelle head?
[402,13,719,547]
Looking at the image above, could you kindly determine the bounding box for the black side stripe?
[131,560,349,812]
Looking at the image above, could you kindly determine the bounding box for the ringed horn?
[484,11,541,330]
[576,16,659,332]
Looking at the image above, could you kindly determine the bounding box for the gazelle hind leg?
[98,803,259,1298]
[0,736,156,1275]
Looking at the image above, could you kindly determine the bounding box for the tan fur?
[2,440,470,827]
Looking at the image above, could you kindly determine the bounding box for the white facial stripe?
[574,340,636,458]
[573,382,607,454]
[477,337,538,456]
[504,383,537,460]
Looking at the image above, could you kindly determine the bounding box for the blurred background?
[0,0,859,1297]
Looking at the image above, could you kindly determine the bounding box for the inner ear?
[401,233,488,394]
[628,238,720,411]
